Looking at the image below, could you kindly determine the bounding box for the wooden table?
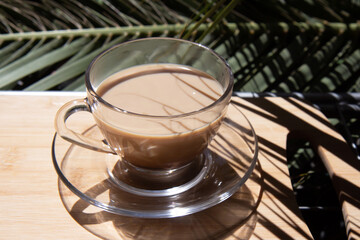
[0,92,359,239]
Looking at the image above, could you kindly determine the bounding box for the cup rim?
[85,37,234,119]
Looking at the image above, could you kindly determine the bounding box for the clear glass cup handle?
[55,98,114,154]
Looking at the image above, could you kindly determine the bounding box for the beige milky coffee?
[93,64,226,169]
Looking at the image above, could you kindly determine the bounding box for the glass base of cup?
[107,152,211,197]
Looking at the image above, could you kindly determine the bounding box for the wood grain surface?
[0,93,358,239]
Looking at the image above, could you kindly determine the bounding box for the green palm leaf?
[0,0,360,93]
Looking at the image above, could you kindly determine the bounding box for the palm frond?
[0,0,360,93]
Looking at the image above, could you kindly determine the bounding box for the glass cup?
[55,37,233,192]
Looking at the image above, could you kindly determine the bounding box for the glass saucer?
[52,104,258,219]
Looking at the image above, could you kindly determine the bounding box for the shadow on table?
[233,97,360,239]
